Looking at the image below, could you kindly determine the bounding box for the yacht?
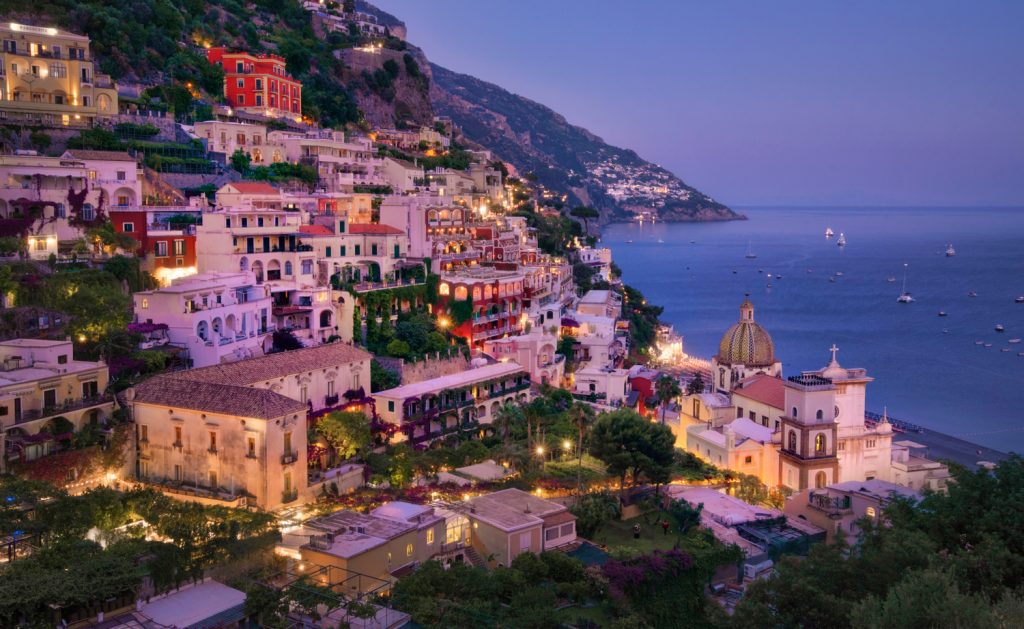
[837,233,847,247]
[887,276,897,283]
[938,311,948,317]
[975,340,985,346]
[825,227,834,238]
[946,244,956,257]
[657,238,665,244]
[995,324,1005,333]
[745,240,757,259]
[1009,338,1022,344]
[626,239,633,243]
[835,271,843,277]
[1015,296,1024,304]
[897,263,914,303]
[968,291,978,298]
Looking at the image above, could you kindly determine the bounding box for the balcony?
[807,492,852,514]
[14,393,113,425]
[281,489,299,504]
[324,393,340,406]
[281,451,298,465]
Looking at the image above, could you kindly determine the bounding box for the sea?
[603,206,1024,454]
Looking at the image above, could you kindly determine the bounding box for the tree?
[589,410,675,495]
[229,148,251,174]
[666,499,703,534]
[850,569,992,629]
[655,375,681,425]
[570,491,620,538]
[570,206,600,234]
[386,338,412,358]
[569,402,595,494]
[316,411,372,461]
[686,372,705,395]
[492,401,522,447]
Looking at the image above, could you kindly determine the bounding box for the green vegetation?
[315,410,373,462]
[589,409,675,494]
[623,284,663,358]
[230,149,318,187]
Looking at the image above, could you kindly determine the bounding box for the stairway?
[463,546,487,568]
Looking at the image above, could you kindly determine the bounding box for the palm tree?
[655,374,682,425]
[570,402,595,495]
[492,401,521,447]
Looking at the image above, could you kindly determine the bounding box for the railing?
[324,393,340,406]
[281,451,298,465]
[15,394,113,424]
[807,492,852,513]
[281,489,299,503]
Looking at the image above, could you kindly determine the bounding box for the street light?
[535,445,545,456]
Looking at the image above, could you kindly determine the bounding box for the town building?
[436,266,525,348]
[0,150,141,259]
[127,374,307,510]
[206,47,302,121]
[0,338,112,469]
[712,298,783,394]
[572,363,629,404]
[482,330,565,386]
[374,362,532,445]
[163,342,372,414]
[193,120,269,163]
[685,417,780,485]
[462,488,577,568]
[0,23,118,127]
[785,479,920,542]
[269,129,385,193]
[299,502,445,594]
[731,373,786,432]
[576,289,622,319]
[132,271,274,368]
[109,205,200,284]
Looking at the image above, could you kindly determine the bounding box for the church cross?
[829,344,839,363]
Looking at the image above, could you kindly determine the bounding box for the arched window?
[816,409,824,420]
[454,286,468,300]
[438,283,450,296]
[788,431,797,452]
[792,407,798,418]
[815,471,827,489]
[815,433,826,454]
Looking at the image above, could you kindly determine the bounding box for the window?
[301,260,313,275]
[57,354,68,364]
[815,471,827,489]
[140,298,149,309]
[284,261,293,276]
[238,94,244,105]
[406,543,413,557]
[792,407,798,418]
[749,411,756,420]
[326,246,332,257]
[744,456,753,464]
[116,170,126,181]
[174,426,182,446]
[788,431,797,452]
[117,195,130,206]
[388,400,395,412]
[866,506,877,518]
[209,471,218,489]
[255,94,262,106]
[284,431,293,454]
[736,406,744,419]
[248,437,256,457]
[866,439,876,449]
[140,425,148,442]
[209,431,217,452]
[43,388,57,409]
[838,440,845,451]
[814,433,826,454]
[82,95,90,107]
[300,386,308,404]
[426,529,434,544]
[762,415,769,426]
[354,244,361,256]
[174,464,182,481]
[255,78,262,90]
[340,245,346,256]
[237,78,244,88]
[371,243,378,255]
[155,241,168,257]
[519,532,531,552]
[49,62,66,78]
[173,240,185,255]
[816,409,824,420]
[122,222,134,233]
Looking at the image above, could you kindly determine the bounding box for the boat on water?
[732,269,738,274]
[975,340,985,345]
[996,324,1005,332]
[946,244,956,257]
[938,311,948,317]
[887,277,896,283]
[1009,338,1022,344]
[985,343,993,347]
[1016,296,1024,303]
[745,240,757,259]
[829,276,837,283]
[657,238,665,244]
[897,263,914,303]
[942,328,950,334]
[968,291,978,298]
[626,239,633,243]
[837,233,847,247]
[1019,352,1024,357]
[1002,348,1010,352]
[835,271,843,277]
[825,227,834,238]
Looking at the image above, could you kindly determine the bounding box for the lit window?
[141,298,149,309]
[406,543,413,557]
[866,507,877,518]
[426,529,434,544]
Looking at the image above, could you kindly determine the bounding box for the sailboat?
[825,227,834,238]
[745,240,757,259]
[897,263,914,303]
[946,244,956,257]
[837,233,847,247]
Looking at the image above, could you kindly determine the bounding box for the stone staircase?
[463,546,487,568]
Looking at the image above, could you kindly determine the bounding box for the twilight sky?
[374,0,1024,207]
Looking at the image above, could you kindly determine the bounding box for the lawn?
[592,514,687,556]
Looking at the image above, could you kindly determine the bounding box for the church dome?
[717,298,776,367]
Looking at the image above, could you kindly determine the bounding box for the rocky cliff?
[429,64,742,223]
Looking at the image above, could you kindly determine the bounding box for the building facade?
[207,47,301,121]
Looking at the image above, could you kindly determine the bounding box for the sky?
[374,0,1024,207]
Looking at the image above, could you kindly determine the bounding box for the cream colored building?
[685,417,780,485]
[0,339,111,469]
[483,330,565,387]
[0,23,118,127]
[127,374,307,511]
[194,121,269,162]
[785,479,920,542]
[463,489,577,568]
[731,374,786,432]
[299,502,445,594]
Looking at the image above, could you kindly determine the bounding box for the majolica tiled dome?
[717,299,775,367]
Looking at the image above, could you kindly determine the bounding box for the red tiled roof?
[350,223,403,235]
[131,376,306,419]
[733,374,785,410]
[168,342,372,387]
[299,225,333,236]
[542,511,577,527]
[225,182,279,194]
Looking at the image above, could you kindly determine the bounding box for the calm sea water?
[603,207,1024,453]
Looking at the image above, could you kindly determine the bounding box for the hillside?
[430,64,742,223]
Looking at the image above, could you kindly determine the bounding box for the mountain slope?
[430,64,742,222]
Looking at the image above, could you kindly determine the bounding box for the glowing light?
[77,334,86,343]
[535,446,544,456]
[562,440,572,451]
[437,316,450,329]
[153,266,198,287]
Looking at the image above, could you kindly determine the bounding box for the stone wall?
[377,352,470,386]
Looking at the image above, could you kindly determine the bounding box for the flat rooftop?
[303,509,422,559]
[139,580,246,628]
[466,488,567,532]
[665,486,779,526]
[375,362,526,400]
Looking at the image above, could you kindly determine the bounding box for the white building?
[482,330,565,386]
[132,271,274,368]
[572,363,629,404]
